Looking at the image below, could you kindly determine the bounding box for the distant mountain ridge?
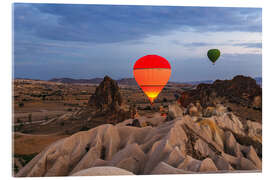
[49,77,192,86]
[181,77,262,86]
[49,77,137,85]
[48,77,262,86]
[49,77,104,84]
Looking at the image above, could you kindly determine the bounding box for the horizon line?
[13,75,262,84]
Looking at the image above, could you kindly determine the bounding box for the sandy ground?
[13,132,68,155]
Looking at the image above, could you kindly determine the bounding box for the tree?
[19,102,24,107]
[28,113,32,123]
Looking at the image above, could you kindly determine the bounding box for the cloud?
[171,40,214,47]
[13,4,262,81]
[170,53,262,82]
[14,3,262,43]
[233,42,262,48]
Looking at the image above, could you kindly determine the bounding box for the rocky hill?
[15,75,262,176]
[88,76,123,112]
[180,75,262,124]
[16,101,261,176]
[180,75,261,108]
[55,76,136,131]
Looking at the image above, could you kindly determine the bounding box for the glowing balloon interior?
[133,55,171,104]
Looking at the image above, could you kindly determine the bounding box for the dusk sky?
[13,3,262,82]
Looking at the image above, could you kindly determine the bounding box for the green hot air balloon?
[207,49,220,65]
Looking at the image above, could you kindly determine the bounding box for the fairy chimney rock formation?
[88,75,123,112]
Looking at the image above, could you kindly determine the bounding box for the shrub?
[144,106,152,110]
[14,153,38,167]
[80,126,89,131]
[42,95,46,101]
[28,114,32,122]
[17,118,21,123]
[18,102,24,107]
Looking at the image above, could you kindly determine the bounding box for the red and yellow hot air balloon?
[133,55,171,105]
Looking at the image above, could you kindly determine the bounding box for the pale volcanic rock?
[141,113,167,126]
[187,103,199,116]
[221,152,238,166]
[16,103,262,176]
[165,146,185,167]
[236,157,258,170]
[140,120,177,153]
[69,135,103,174]
[194,139,216,159]
[183,116,223,152]
[195,101,203,113]
[101,125,121,160]
[164,120,188,152]
[215,113,244,136]
[185,159,202,172]
[246,120,262,143]
[177,155,201,172]
[215,104,227,116]
[16,124,121,177]
[117,113,166,127]
[115,118,134,127]
[151,162,191,175]
[221,152,258,170]
[212,156,234,171]
[224,131,243,157]
[196,123,213,142]
[143,139,173,174]
[116,126,152,149]
[203,106,216,117]
[116,157,142,174]
[91,159,108,167]
[71,166,134,176]
[108,143,146,174]
[168,103,184,120]
[244,146,262,169]
[199,158,218,172]
[109,144,145,164]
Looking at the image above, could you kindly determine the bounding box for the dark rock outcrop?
[87,76,135,125]
[64,76,135,130]
[180,75,262,108]
[88,75,122,112]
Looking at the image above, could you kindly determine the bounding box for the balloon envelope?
[133,55,171,104]
[207,49,220,64]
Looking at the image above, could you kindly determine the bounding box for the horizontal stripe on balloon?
[133,67,171,70]
[133,68,171,86]
[139,85,167,87]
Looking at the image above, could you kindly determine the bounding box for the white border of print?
[1,0,269,180]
